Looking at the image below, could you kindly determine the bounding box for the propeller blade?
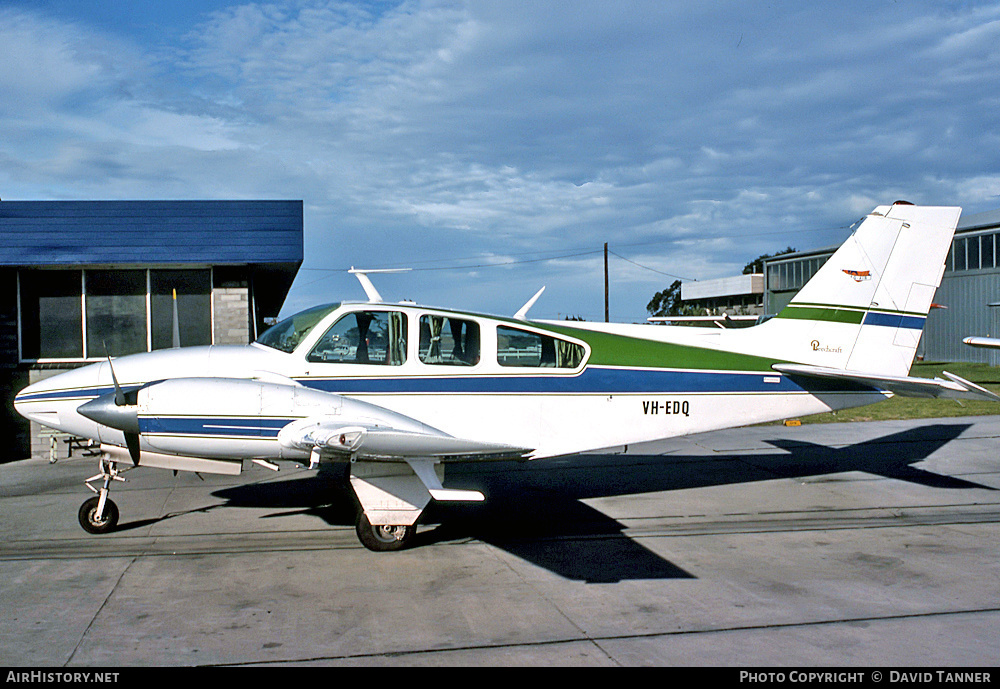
[100,342,140,466]
[124,432,141,467]
[102,342,127,407]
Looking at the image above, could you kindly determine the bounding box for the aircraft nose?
[14,361,104,417]
[13,388,38,423]
[13,378,67,424]
[77,393,140,434]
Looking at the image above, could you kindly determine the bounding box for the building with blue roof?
[1,200,304,459]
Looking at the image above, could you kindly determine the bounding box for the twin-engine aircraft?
[15,203,1000,550]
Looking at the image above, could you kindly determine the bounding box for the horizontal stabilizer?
[773,363,1000,402]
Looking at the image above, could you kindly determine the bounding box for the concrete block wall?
[213,283,250,345]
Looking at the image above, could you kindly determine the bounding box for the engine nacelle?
[78,377,435,462]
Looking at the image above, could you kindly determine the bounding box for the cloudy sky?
[3,1,1000,322]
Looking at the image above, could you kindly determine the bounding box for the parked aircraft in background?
[14,203,999,550]
[964,336,1000,349]
[647,314,761,328]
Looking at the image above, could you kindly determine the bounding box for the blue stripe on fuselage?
[19,365,873,410]
[298,366,856,395]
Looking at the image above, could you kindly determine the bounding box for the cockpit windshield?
[255,303,340,353]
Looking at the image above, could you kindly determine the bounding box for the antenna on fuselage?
[348,267,411,303]
[514,286,545,321]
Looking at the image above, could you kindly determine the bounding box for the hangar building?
[680,273,764,316]
[1,200,304,461]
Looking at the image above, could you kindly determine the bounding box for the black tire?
[78,496,119,534]
[355,513,415,552]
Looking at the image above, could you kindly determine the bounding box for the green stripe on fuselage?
[540,324,777,371]
[385,305,780,372]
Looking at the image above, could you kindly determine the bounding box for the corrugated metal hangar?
[1,200,303,460]
[762,207,1000,365]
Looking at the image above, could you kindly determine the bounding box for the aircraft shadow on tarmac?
[211,423,987,584]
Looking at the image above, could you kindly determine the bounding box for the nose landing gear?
[79,457,127,534]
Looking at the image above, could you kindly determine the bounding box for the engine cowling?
[77,377,435,462]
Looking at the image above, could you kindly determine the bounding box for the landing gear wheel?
[355,513,415,552]
[78,496,119,534]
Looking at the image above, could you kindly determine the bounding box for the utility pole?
[604,242,609,322]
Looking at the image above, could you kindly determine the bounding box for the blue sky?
[3,1,1000,322]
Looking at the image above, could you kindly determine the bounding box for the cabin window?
[257,303,339,353]
[419,315,480,366]
[497,326,584,368]
[307,310,407,365]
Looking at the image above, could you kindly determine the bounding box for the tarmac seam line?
[201,605,1000,667]
[64,555,139,667]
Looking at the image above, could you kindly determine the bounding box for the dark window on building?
[983,234,996,270]
[19,268,216,361]
[85,270,147,356]
[968,235,980,271]
[19,270,83,359]
[150,270,211,350]
[954,237,967,271]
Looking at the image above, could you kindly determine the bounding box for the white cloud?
[0,10,108,109]
[3,1,1000,321]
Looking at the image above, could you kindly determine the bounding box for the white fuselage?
[15,301,886,463]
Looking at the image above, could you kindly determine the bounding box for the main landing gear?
[355,513,416,552]
[78,457,126,534]
[348,461,427,552]
[347,458,487,551]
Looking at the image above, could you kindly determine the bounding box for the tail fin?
[768,202,960,376]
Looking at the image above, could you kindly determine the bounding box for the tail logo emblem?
[811,339,843,353]
[842,269,871,282]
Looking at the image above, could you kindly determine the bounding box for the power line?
[299,248,604,274]
[606,250,698,282]
[295,220,857,284]
[295,248,606,287]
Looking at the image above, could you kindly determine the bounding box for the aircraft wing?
[277,416,532,461]
[278,415,531,506]
[964,336,1000,350]
[772,363,1000,402]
